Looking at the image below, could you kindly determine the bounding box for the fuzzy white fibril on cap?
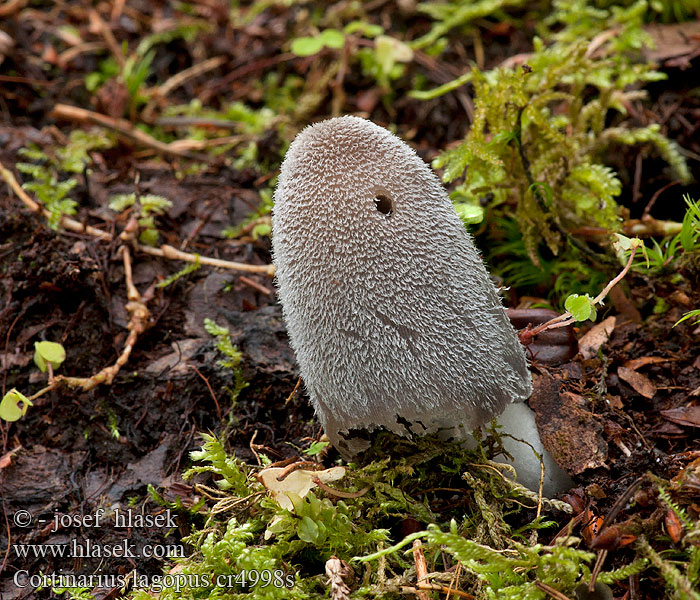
[272,115,532,456]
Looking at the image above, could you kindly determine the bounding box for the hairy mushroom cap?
[272,116,533,456]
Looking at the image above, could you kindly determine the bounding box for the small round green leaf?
[454,203,484,225]
[297,516,320,543]
[34,341,66,373]
[0,389,33,422]
[319,29,345,49]
[290,37,324,57]
[564,294,593,322]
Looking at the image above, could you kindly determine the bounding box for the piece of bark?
[529,374,608,474]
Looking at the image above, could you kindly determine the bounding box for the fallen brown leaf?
[623,356,676,371]
[660,406,700,428]
[579,316,617,359]
[618,366,657,399]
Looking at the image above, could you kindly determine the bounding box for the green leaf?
[297,516,320,543]
[319,29,345,49]
[673,309,700,328]
[251,223,271,240]
[343,20,383,38]
[109,193,136,212]
[564,294,594,322]
[290,36,324,57]
[454,203,485,224]
[0,389,33,422]
[33,341,66,373]
[303,441,329,456]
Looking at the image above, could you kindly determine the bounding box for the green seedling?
[109,193,172,246]
[0,389,33,422]
[33,341,66,373]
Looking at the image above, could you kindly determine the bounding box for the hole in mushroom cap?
[374,194,393,216]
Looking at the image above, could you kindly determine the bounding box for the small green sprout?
[564,293,597,322]
[0,389,33,422]
[33,341,66,373]
[109,193,172,246]
[290,29,345,56]
[674,309,700,328]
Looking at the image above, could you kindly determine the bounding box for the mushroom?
[272,116,571,495]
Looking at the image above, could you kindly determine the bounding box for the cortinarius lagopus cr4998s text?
[272,116,570,495]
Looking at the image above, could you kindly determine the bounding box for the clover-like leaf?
[319,29,345,49]
[454,203,484,225]
[33,341,66,373]
[0,389,33,422]
[290,36,324,57]
[565,294,594,322]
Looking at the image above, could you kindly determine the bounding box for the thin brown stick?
[0,159,112,241]
[275,461,323,481]
[312,478,371,499]
[54,246,152,391]
[284,378,302,405]
[642,180,682,219]
[239,275,272,296]
[446,562,462,600]
[589,549,608,593]
[412,540,430,600]
[189,364,222,422]
[158,56,228,99]
[49,103,208,161]
[400,583,475,599]
[88,8,125,68]
[0,0,27,18]
[533,581,573,600]
[137,243,275,276]
[1,160,276,276]
[523,243,639,342]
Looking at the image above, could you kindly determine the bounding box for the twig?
[412,540,430,600]
[589,549,608,593]
[0,0,27,18]
[136,243,275,276]
[533,581,573,600]
[88,9,125,68]
[50,103,209,161]
[0,159,112,241]
[189,364,222,421]
[400,584,475,599]
[642,180,682,219]
[284,378,302,405]
[446,562,462,600]
[522,244,639,342]
[312,477,371,499]
[143,56,229,121]
[54,245,152,391]
[157,56,228,100]
[1,159,277,276]
[239,275,272,296]
[275,461,323,481]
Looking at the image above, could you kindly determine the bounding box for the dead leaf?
[257,465,346,510]
[618,367,657,399]
[643,21,700,65]
[660,406,700,428]
[530,374,608,474]
[623,356,676,370]
[0,445,22,470]
[579,316,617,359]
